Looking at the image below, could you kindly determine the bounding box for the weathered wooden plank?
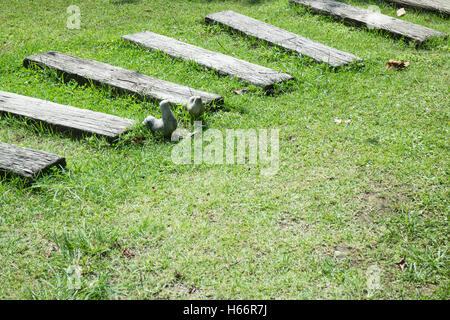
[385,0,450,15]
[122,31,294,90]
[0,90,135,139]
[205,10,361,67]
[23,51,223,106]
[0,142,66,178]
[289,0,447,44]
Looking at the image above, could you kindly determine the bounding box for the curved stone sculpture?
[142,100,177,137]
[186,96,205,118]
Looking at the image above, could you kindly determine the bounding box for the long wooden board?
[289,0,447,44]
[205,10,361,67]
[0,90,135,139]
[0,142,66,178]
[385,0,450,15]
[23,51,223,106]
[122,31,294,90]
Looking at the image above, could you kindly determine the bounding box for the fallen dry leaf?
[122,249,134,258]
[14,135,25,142]
[386,59,410,71]
[232,89,250,95]
[131,136,146,144]
[175,130,200,141]
[116,241,135,258]
[44,241,57,258]
[334,118,351,124]
[209,210,217,222]
[175,272,183,279]
[396,257,407,271]
[225,261,240,270]
[397,8,406,17]
[186,131,200,138]
[189,287,197,294]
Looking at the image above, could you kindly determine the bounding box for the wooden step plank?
[0,142,66,178]
[205,10,361,67]
[385,0,450,15]
[0,90,135,139]
[289,0,447,44]
[23,51,223,107]
[122,31,295,90]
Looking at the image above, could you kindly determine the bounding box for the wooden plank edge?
[204,13,362,68]
[0,102,135,141]
[385,0,450,16]
[23,53,224,107]
[31,154,67,178]
[0,145,66,180]
[288,0,447,45]
[121,35,295,91]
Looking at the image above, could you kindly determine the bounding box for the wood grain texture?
[385,0,450,15]
[205,10,361,67]
[0,142,66,178]
[122,31,295,90]
[289,0,447,43]
[23,51,223,106]
[0,90,135,139]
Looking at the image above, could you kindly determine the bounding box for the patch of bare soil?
[357,190,397,223]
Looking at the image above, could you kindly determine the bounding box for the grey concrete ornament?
[186,96,205,118]
[142,100,177,137]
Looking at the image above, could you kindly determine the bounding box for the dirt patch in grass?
[328,242,366,269]
[277,211,314,233]
[357,191,393,223]
[356,183,411,223]
[0,42,10,54]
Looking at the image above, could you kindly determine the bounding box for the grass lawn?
[0,0,448,299]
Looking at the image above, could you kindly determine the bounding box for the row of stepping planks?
[1,0,447,179]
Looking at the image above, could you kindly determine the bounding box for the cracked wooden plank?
[0,90,135,139]
[205,10,361,67]
[23,51,223,106]
[122,31,295,90]
[385,0,450,15]
[0,142,66,178]
[289,0,447,44]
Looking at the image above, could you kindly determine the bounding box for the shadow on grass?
[0,163,68,187]
[0,112,122,144]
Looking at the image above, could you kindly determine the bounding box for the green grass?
[0,0,449,299]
